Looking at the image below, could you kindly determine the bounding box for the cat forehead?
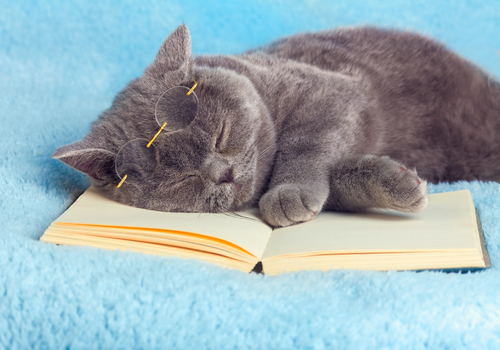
[97,66,257,142]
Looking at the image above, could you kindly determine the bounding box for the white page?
[262,190,479,259]
[55,187,272,259]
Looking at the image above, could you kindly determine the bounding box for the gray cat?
[54,25,500,227]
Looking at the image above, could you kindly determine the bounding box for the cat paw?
[371,156,428,212]
[259,184,323,227]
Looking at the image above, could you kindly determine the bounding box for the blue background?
[1,1,500,348]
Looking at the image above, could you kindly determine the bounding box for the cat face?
[54,25,276,213]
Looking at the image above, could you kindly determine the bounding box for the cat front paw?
[328,155,428,213]
[373,156,428,212]
[259,184,323,227]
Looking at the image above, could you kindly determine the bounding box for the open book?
[40,187,490,275]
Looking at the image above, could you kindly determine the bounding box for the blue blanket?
[1,1,500,348]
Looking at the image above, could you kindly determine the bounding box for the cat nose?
[218,168,234,184]
[206,157,233,184]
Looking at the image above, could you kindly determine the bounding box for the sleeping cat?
[54,24,500,227]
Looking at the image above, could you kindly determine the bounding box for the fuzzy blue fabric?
[1,1,500,348]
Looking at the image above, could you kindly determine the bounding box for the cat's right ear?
[148,24,192,81]
[53,140,116,182]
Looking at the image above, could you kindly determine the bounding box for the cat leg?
[325,155,428,212]
[259,156,330,227]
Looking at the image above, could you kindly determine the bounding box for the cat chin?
[205,175,257,212]
[228,183,255,210]
[208,181,253,212]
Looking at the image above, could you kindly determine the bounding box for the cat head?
[54,25,276,213]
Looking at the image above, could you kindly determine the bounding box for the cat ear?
[153,24,192,73]
[53,140,116,182]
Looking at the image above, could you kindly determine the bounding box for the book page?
[55,187,273,259]
[262,190,480,259]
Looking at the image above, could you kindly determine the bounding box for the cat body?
[54,25,500,227]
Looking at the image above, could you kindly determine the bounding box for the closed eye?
[171,175,197,187]
[215,122,227,152]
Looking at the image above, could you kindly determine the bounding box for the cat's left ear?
[53,139,117,183]
[148,24,192,80]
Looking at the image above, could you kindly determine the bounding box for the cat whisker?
[207,191,260,223]
[218,206,260,223]
[256,144,277,161]
[254,123,299,162]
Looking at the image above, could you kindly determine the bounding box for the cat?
[53,24,500,227]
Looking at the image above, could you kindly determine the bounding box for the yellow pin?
[116,174,128,188]
[187,80,198,96]
[147,122,167,148]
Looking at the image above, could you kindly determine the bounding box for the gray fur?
[54,25,500,227]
